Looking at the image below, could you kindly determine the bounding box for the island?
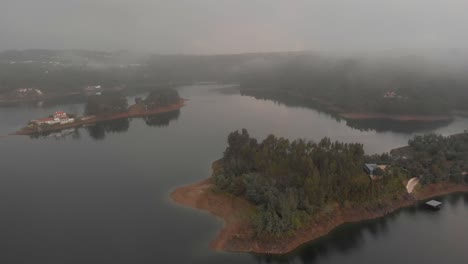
[14,88,186,135]
[171,130,468,254]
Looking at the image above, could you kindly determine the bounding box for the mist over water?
[1,85,468,263]
[2,1,468,262]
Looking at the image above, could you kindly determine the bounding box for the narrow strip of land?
[13,99,186,135]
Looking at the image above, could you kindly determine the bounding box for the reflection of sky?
[1,85,468,264]
[188,87,468,154]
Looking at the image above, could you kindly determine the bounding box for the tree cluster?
[239,55,468,115]
[399,133,468,184]
[213,129,406,236]
[143,88,180,109]
[84,91,128,116]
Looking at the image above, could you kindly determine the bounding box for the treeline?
[84,88,180,116]
[239,54,468,115]
[213,129,407,236]
[85,91,128,116]
[398,133,468,184]
[143,88,180,109]
[0,49,286,94]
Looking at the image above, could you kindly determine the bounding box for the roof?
[364,164,378,171]
[426,200,442,207]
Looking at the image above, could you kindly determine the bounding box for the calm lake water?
[1,84,468,264]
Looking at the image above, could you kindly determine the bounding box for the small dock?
[425,200,442,210]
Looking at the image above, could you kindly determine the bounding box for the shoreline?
[171,165,468,254]
[339,112,453,122]
[240,89,454,122]
[0,92,83,106]
[13,99,187,135]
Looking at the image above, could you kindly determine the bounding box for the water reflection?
[251,209,399,264]
[251,193,468,264]
[346,119,453,133]
[29,109,181,140]
[143,109,180,127]
[240,90,451,134]
[86,110,180,139]
[29,128,81,140]
[86,118,130,140]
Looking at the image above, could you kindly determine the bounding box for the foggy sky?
[2,0,468,54]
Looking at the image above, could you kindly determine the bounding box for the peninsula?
[171,130,468,254]
[14,88,186,135]
[240,88,454,123]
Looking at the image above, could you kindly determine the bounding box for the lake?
[1,84,468,264]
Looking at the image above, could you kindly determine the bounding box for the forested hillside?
[396,133,468,184]
[213,129,407,235]
[239,54,468,115]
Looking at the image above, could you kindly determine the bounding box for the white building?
[31,111,75,126]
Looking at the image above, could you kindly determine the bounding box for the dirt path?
[406,177,419,193]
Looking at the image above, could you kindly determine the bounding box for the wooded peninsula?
[172,130,468,254]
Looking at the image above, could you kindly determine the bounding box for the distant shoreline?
[240,88,454,123]
[0,92,83,106]
[171,160,468,254]
[13,99,187,135]
[339,112,452,122]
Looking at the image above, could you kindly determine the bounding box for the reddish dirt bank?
[170,179,257,251]
[339,112,452,122]
[171,169,468,254]
[412,182,468,200]
[13,99,186,135]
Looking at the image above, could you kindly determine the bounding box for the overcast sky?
[1,0,468,54]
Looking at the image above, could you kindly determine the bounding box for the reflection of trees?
[143,109,180,127]
[437,193,468,207]
[251,213,395,264]
[86,118,130,140]
[29,128,80,140]
[463,193,468,204]
[29,110,180,141]
[447,194,462,206]
[346,119,452,134]
[241,90,451,134]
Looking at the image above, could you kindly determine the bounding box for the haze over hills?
[2,49,468,117]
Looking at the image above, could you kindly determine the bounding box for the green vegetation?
[0,49,246,95]
[213,129,407,236]
[85,91,128,116]
[239,55,468,115]
[396,133,468,184]
[84,88,180,116]
[3,50,468,117]
[143,88,181,109]
[213,130,468,236]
